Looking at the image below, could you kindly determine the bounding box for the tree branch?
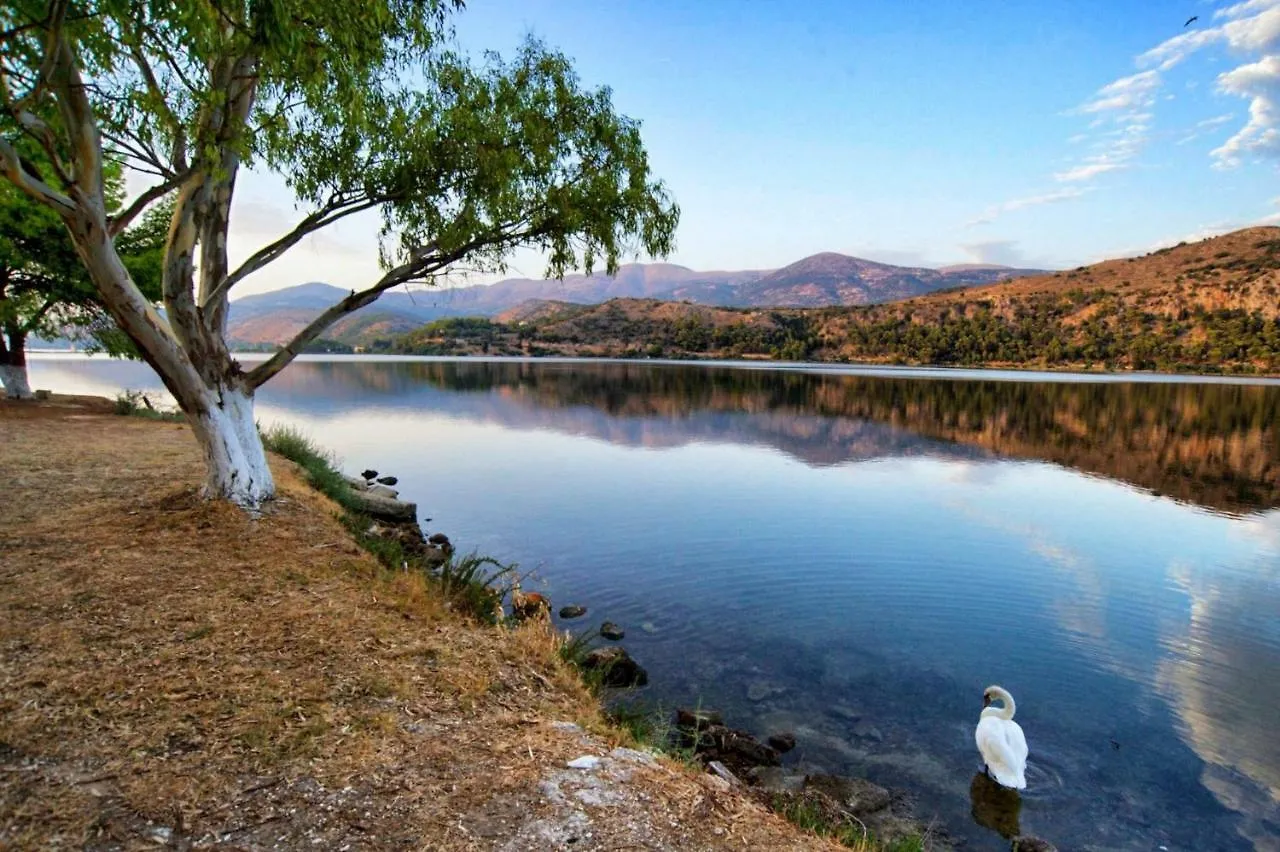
[0,137,75,212]
[108,168,191,235]
[244,244,478,390]
[201,194,387,309]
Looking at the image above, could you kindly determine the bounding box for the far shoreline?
[28,348,1280,387]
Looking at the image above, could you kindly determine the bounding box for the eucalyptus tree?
[0,1,678,505]
[0,140,167,397]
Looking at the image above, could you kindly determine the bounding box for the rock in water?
[767,732,797,753]
[600,621,625,640]
[675,707,724,731]
[376,475,398,486]
[558,605,587,619]
[361,469,378,480]
[581,647,648,688]
[1011,838,1057,852]
[428,532,450,546]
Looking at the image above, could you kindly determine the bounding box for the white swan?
[976,685,1029,790]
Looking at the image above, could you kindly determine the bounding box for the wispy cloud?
[965,187,1089,227]
[1054,161,1124,182]
[1073,70,1162,114]
[1128,0,1280,167]
[1177,112,1237,144]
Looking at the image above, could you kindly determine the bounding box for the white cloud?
[1213,55,1280,164]
[965,187,1088,227]
[1074,70,1162,114]
[1054,161,1124,182]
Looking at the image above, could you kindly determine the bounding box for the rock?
[803,774,893,816]
[683,724,780,775]
[368,483,399,499]
[566,755,600,770]
[512,591,551,621]
[376,475,398,486]
[599,621,625,641]
[361,469,378,480]
[747,681,785,702]
[767,732,797,753]
[640,621,658,634]
[749,766,806,792]
[33,389,50,401]
[580,647,648,688]
[675,708,724,731]
[343,474,370,491]
[851,720,884,741]
[345,490,417,523]
[1011,837,1057,852]
[428,532,451,546]
[707,760,742,787]
[558,605,587,619]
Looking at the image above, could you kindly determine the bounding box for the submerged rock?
[767,732,797,754]
[804,774,893,816]
[558,605,587,619]
[675,707,724,731]
[1011,837,1057,852]
[581,647,648,688]
[599,621,625,641]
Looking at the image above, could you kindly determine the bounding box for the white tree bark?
[188,383,274,507]
[0,362,32,399]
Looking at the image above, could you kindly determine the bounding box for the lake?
[28,354,1280,851]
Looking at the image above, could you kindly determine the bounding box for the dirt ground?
[0,396,842,851]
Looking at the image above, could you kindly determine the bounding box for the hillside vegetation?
[381,228,1280,374]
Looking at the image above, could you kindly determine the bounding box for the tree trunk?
[67,210,276,508]
[0,328,32,399]
[187,380,274,507]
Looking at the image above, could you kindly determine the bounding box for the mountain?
[382,227,1280,374]
[225,255,1043,346]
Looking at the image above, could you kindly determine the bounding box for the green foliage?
[769,793,926,851]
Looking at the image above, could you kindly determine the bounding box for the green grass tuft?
[113,390,184,421]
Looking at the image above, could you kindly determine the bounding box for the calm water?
[30,355,1280,851]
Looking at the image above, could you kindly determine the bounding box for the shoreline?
[0,394,967,850]
[28,348,1280,386]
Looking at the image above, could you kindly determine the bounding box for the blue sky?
[226,0,1280,293]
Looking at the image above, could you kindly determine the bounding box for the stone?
[368,483,399,499]
[747,681,785,702]
[749,766,806,792]
[1011,837,1057,852]
[33,389,50,401]
[580,647,648,688]
[767,732,797,753]
[512,591,551,621]
[361,469,378,480]
[558,605,587,619]
[343,474,370,491]
[376,475,398,486]
[640,621,658,634]
[566,756,600,770]
[851,720,883,741]
[803,774,892,816]
[675,708,724,731]
[599,621,625,641]
[428,532,451,547]
[707,760,741,787]
[345,491,417,523]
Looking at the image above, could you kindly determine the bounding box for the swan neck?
[997,690,1016,720]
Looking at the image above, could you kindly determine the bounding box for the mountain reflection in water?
[28,355,1280,850]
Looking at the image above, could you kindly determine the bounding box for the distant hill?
[380,227,1280,374]
[225,255,1043,347]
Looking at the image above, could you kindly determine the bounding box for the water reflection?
[27,355,1280,850]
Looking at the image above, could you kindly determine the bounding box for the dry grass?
[0,396,841,850]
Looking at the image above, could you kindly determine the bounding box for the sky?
[218,0,1280,295]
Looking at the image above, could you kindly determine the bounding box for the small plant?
[437,553,514,625]
[113,389,183,421]
[260,424,357,511]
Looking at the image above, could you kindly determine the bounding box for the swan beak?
[982,694,992,707]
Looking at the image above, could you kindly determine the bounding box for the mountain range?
[225,253,1044,346]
